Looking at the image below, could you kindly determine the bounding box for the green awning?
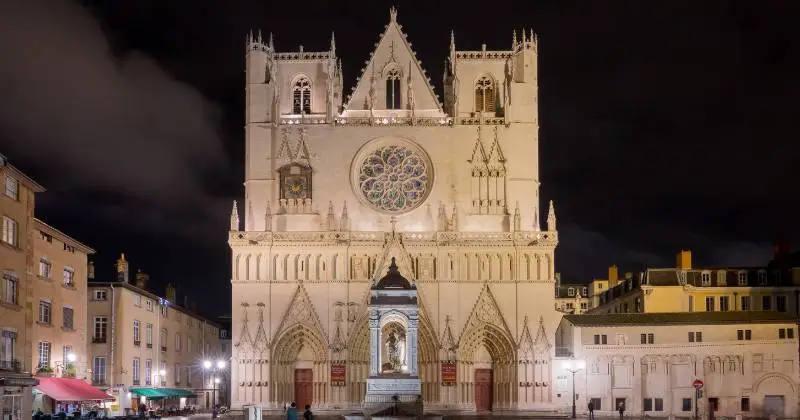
[129,388,196,398]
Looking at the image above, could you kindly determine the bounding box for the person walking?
[588,401,595,420]
[617,400,625,420]
[303,405,314,420]
[286,402,298,420]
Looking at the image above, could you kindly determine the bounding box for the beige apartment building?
[87,255,223,416]
[1,155,44,419]
[31,218,94,379]
[555,311,800,418]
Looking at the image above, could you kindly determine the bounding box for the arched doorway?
[272,324,328,407]
[459,323,517,411]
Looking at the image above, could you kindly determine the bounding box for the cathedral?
[229,8,562,412]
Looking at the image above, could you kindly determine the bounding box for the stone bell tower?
[364,257,423,416]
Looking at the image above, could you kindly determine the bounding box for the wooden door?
[294,369,313,409]
[474,368,493,411]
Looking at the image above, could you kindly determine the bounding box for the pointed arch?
[272,323,328,363]
[291,75,312,114]
[474,75,496,113]
[384,66,402,109]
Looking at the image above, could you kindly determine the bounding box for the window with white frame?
[93,357,106,384]
[1,330,17,362]
[159,362,166,385]
[38,300,52,325]
[161,304,168,317]
[4,176,19,200]
[145,359,152,385]
[63,267,74,287]
[187,335,193,353]
[134,295,141,307]
[93,289,107,301]
[62,345,72,366]
[758,270,767,285]
[133,320,141,344]
[3,271,18,305]
[160,328,167,351]
[145,323,153,346]
[2,216,18,247]
[738,271,747,286]
[39,258,52,279]
[174,363,181,384]
[567,287,575,296]
[717,270,726,286]
[38,341,51,368]
[741,295,751,311]
[705,296,715,311]
[175,332,181,352]
[132,358,140,385]
[93,316,108,342]
[701,272,712,286]
[145,299,153,311]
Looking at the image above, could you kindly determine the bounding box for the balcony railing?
[92,336,107,344]
[92,379,107,386]
[0,359,22,372]
[133,379,140,385]
[133,340,141,347]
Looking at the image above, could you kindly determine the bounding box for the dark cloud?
[0,0,229,216]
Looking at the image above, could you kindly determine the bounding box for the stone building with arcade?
[228,8,562,413]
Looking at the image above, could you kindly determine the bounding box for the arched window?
[475,76,495,112]
[292,76,312,114]
[385,69,402,109]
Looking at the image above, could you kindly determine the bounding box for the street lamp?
[159,369,166,387]
[564,358,586,419]
[203,359,227,410]
[67,353,77,363]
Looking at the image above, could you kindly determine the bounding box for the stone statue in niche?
[387,332,401,372]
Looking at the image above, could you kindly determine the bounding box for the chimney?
[116,253,129,283]
[87,261,95,280]
[165,283,176,303]
[676,250,692,270]
[608,265,619,282]
[135,269,149,289]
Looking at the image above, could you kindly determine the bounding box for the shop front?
[129,388,197,416]
[32,377,113,416]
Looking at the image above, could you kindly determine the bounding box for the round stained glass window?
[352,139,433,214]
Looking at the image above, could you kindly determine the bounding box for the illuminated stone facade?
[229,9,561,413]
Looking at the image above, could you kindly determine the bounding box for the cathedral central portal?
[229,8,560,414]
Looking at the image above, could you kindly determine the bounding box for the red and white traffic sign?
[692,379,704,389]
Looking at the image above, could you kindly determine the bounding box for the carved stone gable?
[273,284,328,344]
[458,284,513,343]
[372,230,415,284]
[343,9,444,114]
[235,302,254,356]
[441,315,456,351]
[252,302,270,353]
[533,315,552,352]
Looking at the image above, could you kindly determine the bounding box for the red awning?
[34,377,114,401]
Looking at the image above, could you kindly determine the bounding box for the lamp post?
[159,369,166,387]
[564,358,586,419]
[203,359,226,409]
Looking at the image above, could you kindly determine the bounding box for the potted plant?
[37,365,54,377]
[63,363,76,378]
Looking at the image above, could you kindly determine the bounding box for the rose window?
[356,144,431,213]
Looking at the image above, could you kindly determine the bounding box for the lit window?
[567,287,575,296]
[701,272,711,286]
[385,69,402,109]
[38,341,51,368]
[474,76,495,112]
[63,267,74,287]
[38,301,52,325]
[39,258,52,279]
[291,76,312,114]
[2,216,18,247]
[4,176,19,200]
[93,290,107,301]
[737,271,747,286]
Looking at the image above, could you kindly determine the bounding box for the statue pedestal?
[363,375,423,418]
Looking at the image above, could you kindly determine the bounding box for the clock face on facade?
[283,176,308,199]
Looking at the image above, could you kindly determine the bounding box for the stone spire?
[546,200,557,232]
[330,31,336,56]
[247,200,255,231]
[264,201,272,232]
[340,201,350,231]
[449,30,456,62]
[533,206,540,231]
[513,202,521,231]
[512,29,517,50]
[389,6,398,23]
[327,201,337,231]
[438,203,448,231]
[230,200,240,231]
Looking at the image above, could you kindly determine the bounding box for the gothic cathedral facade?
[229,8,562,412]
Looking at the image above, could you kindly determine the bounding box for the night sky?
[1,1,797,317]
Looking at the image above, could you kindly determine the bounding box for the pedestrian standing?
[588,401,595,420]
[617,400,625,420]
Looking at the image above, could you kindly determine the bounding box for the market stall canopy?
[129,388,197,398]
[34,377,114,401]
